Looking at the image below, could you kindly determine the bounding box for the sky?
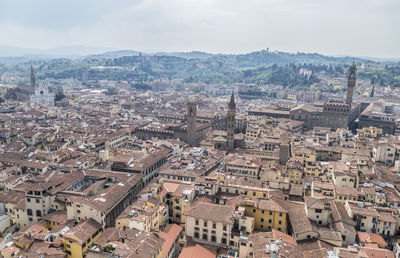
[0,0,399,58]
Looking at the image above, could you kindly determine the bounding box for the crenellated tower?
[345,64,357,105]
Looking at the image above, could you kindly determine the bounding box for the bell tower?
[370,85,375,98]
[345,64,356,105]
[30,65,36,88]
[227,92,236,150]
[187,101,197,146]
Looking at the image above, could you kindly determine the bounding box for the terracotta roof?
[357,232,387,248]
[272,229,297,246]
[63,218,101,245]
[97,227,165,258]
[178,244,216,258]
[286,201,313,235]
[157,224,183,258]
[40,211,67,224]
[184,203,235,224]
[249,231,301,258]
[358,246,394,258]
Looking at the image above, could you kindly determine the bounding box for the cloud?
[0,0,398,58]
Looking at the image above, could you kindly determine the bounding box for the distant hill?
[85,50,144,60]
[0,45,114,59]
[3,47,399,89]
[152,51,214,59]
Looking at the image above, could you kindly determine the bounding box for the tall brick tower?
[370,85,375,98]
[187,101,197,146]
[345,64,357,105]
[227,92,236,150]
[30,65,36,88]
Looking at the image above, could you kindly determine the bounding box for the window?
[213,223,216,229]
[279,212,283,217]
[278,221,282,225]
[268,219,272,223]
[194,232,199,238]
[222,238,227,244]
[36,199,40,204]
[36,210,42,217]
[202,234,207,240]
[269,211,273,216]
[27,209,33,216]
[204,221,207,227]
[223,225,227,231]
[315,209,322,213]
[195,219,199,225]
[27,198,31,202]
[253,209,256,213]
[29,218,33,222]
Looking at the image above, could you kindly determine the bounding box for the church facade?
[29,66,54,106]
[5,65,54,106]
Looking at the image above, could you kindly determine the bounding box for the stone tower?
[187,101,197,146]
[345,64,357,105]
[227,92,236,150]
[370,85,375,98]
[30,65,36,88]
[100,140,110,162]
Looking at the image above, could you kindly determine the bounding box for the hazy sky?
[0,0,399,58]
